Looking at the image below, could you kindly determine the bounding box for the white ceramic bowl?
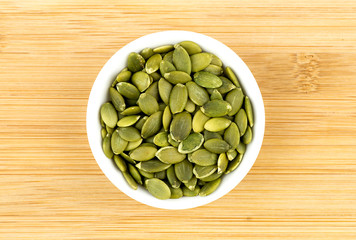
[87,31,265,210]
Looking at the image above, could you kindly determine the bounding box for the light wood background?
[1,0,356,239]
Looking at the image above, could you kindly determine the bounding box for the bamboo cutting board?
[1,0,356,239]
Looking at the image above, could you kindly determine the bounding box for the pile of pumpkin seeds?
[100,41,254,200]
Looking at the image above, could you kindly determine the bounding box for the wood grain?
[1,0,356,239]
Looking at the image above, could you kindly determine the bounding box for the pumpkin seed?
[204,139,231,153]
[236,141,246,154]
[186,81,209,106]
[140,47,154,59]
[136,159,171,173]
[210,89,223,100]
[163,51,174,64]
[122,171,138,190]
[203,64,223,76]
[244,96,254,127]
[106,125,114,135]
[224,66,241,87]
[178,132,204,154]
[174,159,193,183]
[153,132,169,147]
[109,87,126,112]
[169,83,188,114]
[224,122,240,150]
[138,168,154,178]
[162,106,172,132]
[156,146,186,164]
[200,171,222,182]
[111,130,128,154]
[145,54,162,74]
[131,72,151,92]
[182,185,200,197]
[153,45,174,54]
[158,78,173,105]
[217,76,236,94]
[127,52,145,72]
[235,109,248,136]
[115,69,132,84]
[159,60,176,76]
[177,41,202,55]
[225,88,244,116]
[145,135,155,144]
[120,152,136,164]
[217,153,228,174]
[164,71,192,84]
[203,130,222,141]
[193,165,217,179]
[154,170,166,180]
[145,178,171,199]
[193,71,222,88]
[226,149,238,161]
[103,134,114,159]
[150,72,161,81]
[173,45,191,74]
[113,155,127,172]
[129,144,157,161]
[145,81,159,101]
[141,111,162,139]
[225,153,243,174]
[101,128,107,139]
[168,133,179,147]
[167,165,181,188]
[128,164,142,185]
[199,178,221,196]
[204,118,231,132]
[118,126,141,142]
[192,110,210,133]
[100,102,118,128]
[242,126,252,144]
[201,100,232,117]
[184,176,197,191]
[190,149,218,166]
[125,138,143,151]
[184,99,196,113]
[117,115,140,127]
[120,106,141,116]
[170,112,192,142]
[116,82,140,100]
[190,53,212,72]
[135,115,147,130]
[137,93,159,115]
[170,187,183,199]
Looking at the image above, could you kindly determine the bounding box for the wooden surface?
[1,0,356,239]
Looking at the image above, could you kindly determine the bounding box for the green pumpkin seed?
[168,133,179,147]
[169,83,188,114]
[193,165,217,179]
[135,116,147,131]
[210,89,223,100]
[184,99,196,113]
[138,168,154,178]
[117,115,141,127]
[242,126,252,144]
[141,111,162,138]
[101,127,107,139]
[140,47,154,59]
[210,54,223,67]
[129,144,157,161]
[217,153,228,174]
[190,53,212,72]
[236,141,246,154]
[153,45,174,54]
[204,118,231,132]
[178,132,204,154]
[186,81,210,106]
[225,88,244,116]
[164,71,192,84]
[201,100,232,117]
[114,69,132,85]
[193,71,222,88]
[128,164,142,185]
[144,135,155,144]
[153,132,169,147]
[226,153,243,174]
[173,45,191,74]
[145,178,171,200]
[226,149,238,161]
[159,60,176,76]
[127,52,145,72]
[145,81,160,101]
[163,51,174,64]
[137,93,159,115]
[131,72,151,92]
[203,130,222,141]
[167,165,181,188]
[170,112,192,142]
[224,122,240,150]
[224,66,241,87]
[156,146,186,164]
[204,139,231,153]
[125,138,143,151]
[177,41,202,55]
[199,178,221,196]
[235,109,248,136]
[192,110,210,133]
[158,78,173,105]
[217,76,236,94]
[100,102,118,128]
[113,155,127,172]
[118,126,141,142]
[120,106,141,116]
[116,82,140,100]
[120,152,136,164]
[200,171,222,182]
[244,96,254,127]
[203,64,223,76]
[150,71,161,81]
[190,149,218,166]
[122,171,138,190]
[111,130,128,154]
[136,159,171,173]
[103,134,114,159]
[145,54,162,74]
[162,106,172,132]
[174,159,193,183]
[109,87,126,112]
[154,170,166,180]
[106,125,114,135]
[184,176,197,191]
[170,187,183,199]
[182,185,200,197]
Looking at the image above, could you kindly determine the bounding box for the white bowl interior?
[87,31,265,210]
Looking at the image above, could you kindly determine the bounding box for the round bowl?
[87,31,265,210]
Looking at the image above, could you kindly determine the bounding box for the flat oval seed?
[186,81,209,106]
[217,153,228,174]
[169,83,188,114]
[210,54,223,66]
[170,187,183,199]
[194,71,222,88]
[156,146,186,164]
[158,78,173,105]
[109,87,126,112]
[127,52,145,72]
[135,116,147,130]
[122,171,138,190]
[116,82,140,99]
[204,139,231,153]
[190,53,212,72]
[153,45,174,54]
[138,168,154,178]
[224,122,240,150]
[130,144,157,161]
[203,64,223,76]
[136,159,171,173]
[225,88,244,116]
[137,93,159,115]
[153,132,169,147]
[182,185,200,197]
[204,130,222,141]
[217,76,236,94]
[120,152,136,164]
[242,126,252,144]
[118,126,141,142]
[103,134,114,159]
[226,149,238,161]
[128,164,142,185]
[184,176,197,191]
[210,89,223,100]
[117,115,141,127]
[236,141,246,154]
[145,178,171,200]
[100,102,118,128]
[199,178,221,196]
[184,99,196,113]
[178,132,204,154]
[167,165,181,188]
[162,106,172,132]
[190,149,218,166]
[173,45,191,74]
[159,60,176,76]
[145,54,162,74]
[204,118,231,132]
[224,66,241,87]
[121,106,141,115]
[244,96,254,127]
[200,171,223,182]
[235,108,248,136]
[145,81,159,101]
[193,165,217,179]
[111,130,128,154]
[125,138,143,151]
[154,170,166,179]
[174,159,193,183]
[192,110,210,133]
[170,112,192,142]
[140,47,154,59]
[113,155,127,172]
[101,127,107,139]
[141,111,163,139]
[164,71,192,84]
[163,51,174,64]
[131,72,151,92]
[226,153,243,174]
[168,133,179,147]
[177,41,202,55]
[201,100,232,117]
[115,70,132,83]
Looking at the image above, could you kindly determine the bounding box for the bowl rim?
[86,30,265,210]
